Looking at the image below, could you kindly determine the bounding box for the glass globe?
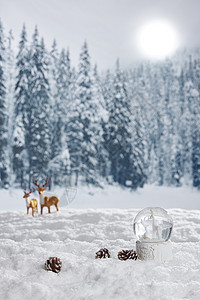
[133,207,173,243]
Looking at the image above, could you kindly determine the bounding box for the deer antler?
[24,187,33,195]
[42,177,50,188]
[33,178,40,187]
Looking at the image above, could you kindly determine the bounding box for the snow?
[0,185,200,299]
[1,184,200,211]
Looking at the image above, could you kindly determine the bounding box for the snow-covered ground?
[1,184,200,210]
[0,185,200,299]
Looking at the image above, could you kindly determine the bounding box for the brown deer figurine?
[23,188,38,216]
[33,178,59,215]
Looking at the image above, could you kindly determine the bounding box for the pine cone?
[45,257,62,273]
[118,250,137,261]
[95,248,111,259]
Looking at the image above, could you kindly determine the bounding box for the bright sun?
[137,20,179,59]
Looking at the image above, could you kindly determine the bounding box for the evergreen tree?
[104,60,145,187]
[128,74,147,188]
[56,48,71,120]
[181,79,195,184]
[28,28,51,183]
[67,42,98,185]
[49,39,60,160]
[192,58,200,188]
[13,24,31,187]
[49,48,72,185]
[0,20,9,188]
[151,65,165,185]
[92,64,109,180]
[5,30,15,181]
[50,47,71,167]
[75,41,99,184]
[49,39,59,114]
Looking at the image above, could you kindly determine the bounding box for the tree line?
[0,20,200,189]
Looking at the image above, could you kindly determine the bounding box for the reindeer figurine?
[23,188,38,216]
[33,178,59,215]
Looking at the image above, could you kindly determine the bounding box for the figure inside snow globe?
[133,207,173,243]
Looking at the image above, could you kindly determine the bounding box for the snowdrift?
[0,208,200,300]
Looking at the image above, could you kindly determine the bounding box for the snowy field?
[1,184,200,210]
[0,185,200,299]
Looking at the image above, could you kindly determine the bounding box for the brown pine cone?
[95,248,111,259]
[45,257,62,273]
[118,250,137,261]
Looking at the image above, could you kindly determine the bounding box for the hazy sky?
[1,0,200,70]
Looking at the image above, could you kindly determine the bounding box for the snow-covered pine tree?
[13,24,31,187]
[5,30,16,186]
[49,44,61,161]
[103,60,125,184]
[57,49,71,138]
[181,79,195,184]
[104,60,145,187]
[75,41,99,185]
[101,69,114,181]
[192,58,200,188]
[128,69,147,189]
[129,62,158,185]
[160,58,175,185]
[28,28,51,183]
[151,64,166,185]
[67,41,98,185]
[48,39,59,158]
[49,47,72,185]
[65,69,81,185]
[92,64,109,180]
[0,20,9,188]
[49,39,59,99]
[143,64,159,185]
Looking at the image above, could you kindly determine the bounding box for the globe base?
[136,240,172,262]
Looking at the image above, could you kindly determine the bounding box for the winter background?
[0,0,200,299]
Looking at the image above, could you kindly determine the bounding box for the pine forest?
[0,20,200,189]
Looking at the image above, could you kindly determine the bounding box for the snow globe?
[133,207,173,262]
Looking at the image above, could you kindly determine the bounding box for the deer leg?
[55,204,59,211]
[48,206,51,213]
[27,207,29,214]
[32,209,34,217]
[41,205,43,215]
